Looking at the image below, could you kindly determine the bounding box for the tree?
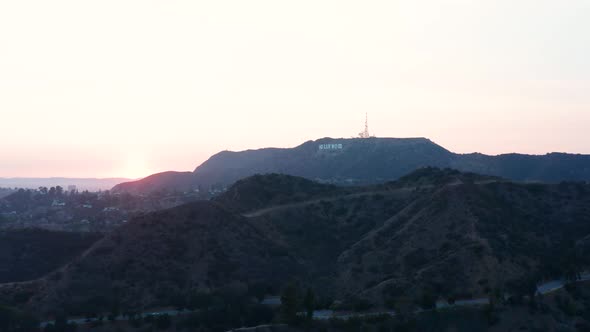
[44,314,77,332]
[187,291,213,310]
[280,283,300,325]
[108,302,120,322]
[248,282,268,303]
[484,303,500,326]
[303,288,315,321]
[155,314,171,330]
[245,304,274,326]
[418,290,436,310]
[129,314,143,328]
[0,305,39,332]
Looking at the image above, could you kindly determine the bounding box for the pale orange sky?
[1,1,589,178]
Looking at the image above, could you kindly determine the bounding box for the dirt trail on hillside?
[242,188,412,218]
[242,180,499,218]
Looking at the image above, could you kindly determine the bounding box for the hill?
[112,137,590,194]
[8,201,298,316]
[335,180,590,304]
[214,173,346,213]
[451,152,590,183]
[4,169,590,318]
[109,171,196,194]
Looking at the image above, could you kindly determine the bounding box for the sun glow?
[120,156,152,180]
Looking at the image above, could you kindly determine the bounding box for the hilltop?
[215,173,346,213]
[109,171,196,195]
[112,137,590,194]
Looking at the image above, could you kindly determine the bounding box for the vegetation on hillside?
[0,229,101,283]
[3,168,590,331]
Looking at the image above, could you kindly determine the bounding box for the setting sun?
[120,156,151,180]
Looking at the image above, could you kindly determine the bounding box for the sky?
[1,0,589,178]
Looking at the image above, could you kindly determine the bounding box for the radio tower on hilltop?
[358,112,372,138]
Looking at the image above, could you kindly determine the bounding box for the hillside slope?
[112,171,197,194]
[214,173,346,213]
[335,181,590,304]
[11,201,298,316]
[218,169,590,303]
[0,229,102,283]
[5,169,590,317]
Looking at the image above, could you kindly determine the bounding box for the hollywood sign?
[319,143,343,150]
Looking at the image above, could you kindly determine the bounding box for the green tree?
[44,314,77,332]
[280,283,300,325]
[187,291,213,310]
[303,288,315,321]
[0,305,39,332]
[418,290,436,310]
[155,314,172,330]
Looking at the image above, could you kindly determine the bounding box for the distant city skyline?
[1,0,589,178]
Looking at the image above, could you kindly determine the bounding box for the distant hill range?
[113,137,590,193]
[0,177,132,191]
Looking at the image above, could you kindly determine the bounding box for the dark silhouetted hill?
[113,171,197,194]
[451,152,590,183]
[112,137,590,194]
[7,168,590,317]
[214,173,345,213]
[13,201,298,315]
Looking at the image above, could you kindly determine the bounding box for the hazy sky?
[1,1,589,178]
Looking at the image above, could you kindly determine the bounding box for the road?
[536,272,590,295]
[41,273,590,327]
[40,271,585,328]
[40,308,189,328]
[311,298,491,320]
[242,189,410,218]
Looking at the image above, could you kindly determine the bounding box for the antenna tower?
[358,112,371,138]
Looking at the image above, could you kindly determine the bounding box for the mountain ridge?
[113,137,590,194]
